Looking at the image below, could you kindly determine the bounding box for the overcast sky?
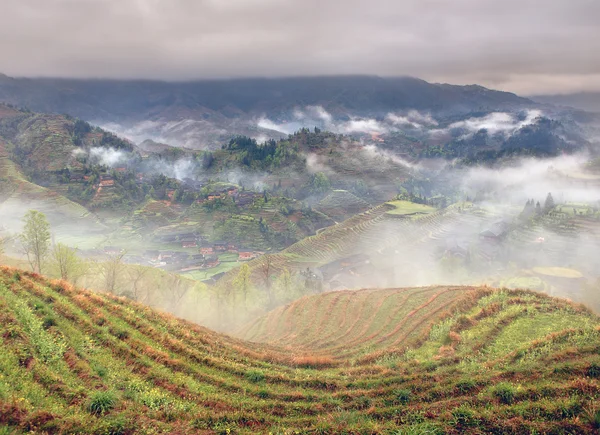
[1,0,599,95]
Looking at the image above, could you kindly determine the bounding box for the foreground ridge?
[1,266,600,434]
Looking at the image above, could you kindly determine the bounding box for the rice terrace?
[3,3,600,433]
[1,266,600,434]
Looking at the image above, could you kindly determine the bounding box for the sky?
[0,0,599,95]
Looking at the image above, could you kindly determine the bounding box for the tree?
[274,268,296,303]
[233,263,253,308]
[126,264,151,302]
[49,243,86,284]
[544,192,555,212]
[310,172,331,195]
[259,256,274,308]
[20,210,51,274]
[100,252,125,294]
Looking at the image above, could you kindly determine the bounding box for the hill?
[532,92,600,113]
[0,75,534,122]
[1,266,600,434]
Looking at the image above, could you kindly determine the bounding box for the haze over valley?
[2,1,600,433]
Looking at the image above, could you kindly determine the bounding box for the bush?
[587,363,600,378]
[88,391,117,415]
[394,389,413,405]
[493,382,516,404]
[245,370,265,383]
[455,379,477,394]
[42,315,57,329]
[451,406,478,427]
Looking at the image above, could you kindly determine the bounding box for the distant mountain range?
[0,74,596,157]
[0,74,534,122]
[532,92,600,113]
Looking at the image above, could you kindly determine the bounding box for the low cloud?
[448,109,543,137]
[89,147,129,167]
[257,105,439,137]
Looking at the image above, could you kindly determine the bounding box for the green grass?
[385,200,437,216]
[532,266,584,278]
[0,267,599,434]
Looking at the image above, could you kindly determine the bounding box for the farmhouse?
[479,221,509,242]
[238,249,257,261]
[444,238,470,259]
[181,238,197,249]
[99,179,115,187]
[213,241,228,252]
[200,245,214,255]
[235,192,257,206]
[204,256,220,268]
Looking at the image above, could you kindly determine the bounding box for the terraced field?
[315,190,371,222]
[221,202,494,286]
[2,266,600,434]
[0,139,105,236]
[240,286,479,360]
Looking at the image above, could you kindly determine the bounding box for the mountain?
[1,266,599,434]
[533,92,600,113]
[0,75,534,121]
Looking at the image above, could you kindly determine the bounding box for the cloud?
[448,110,543,137]
[386,110,438,129]
[89,147,129,167]
[0,0,599,94]
[257,106,440,136]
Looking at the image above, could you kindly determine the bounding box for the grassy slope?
[1,266,600,434]
[385,200,437,216]
[0,138,104,236]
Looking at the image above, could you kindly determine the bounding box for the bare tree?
[126,264,151,302]
[20,210,51,274]
[165,273,190,312]
[233,263,253,309]
[100,251,125,294]
[259,255,275,308]
[49,243,87,284]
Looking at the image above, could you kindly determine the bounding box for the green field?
[2,266,600,434]
[385,200,437,216]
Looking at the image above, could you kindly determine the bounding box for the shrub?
[451,406,478,427]
[587,363,600,378]
[88,391,117,415]
[394,389,413,405]
[257,389,270,399]
[245,370,265,383]
[42,315,56,329]
[455,379,477,394]
[493,382,516,404]
[583,405,600,429]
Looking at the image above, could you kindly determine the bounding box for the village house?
[227,242,238,252]
[200,245,214,255]
[99,179,115,187]
[213,241,228,252]
[204,256,220,268]
[238,249,256,261]
[181,238,197,249]
[479,221,509,243]
[235,192,257,206]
